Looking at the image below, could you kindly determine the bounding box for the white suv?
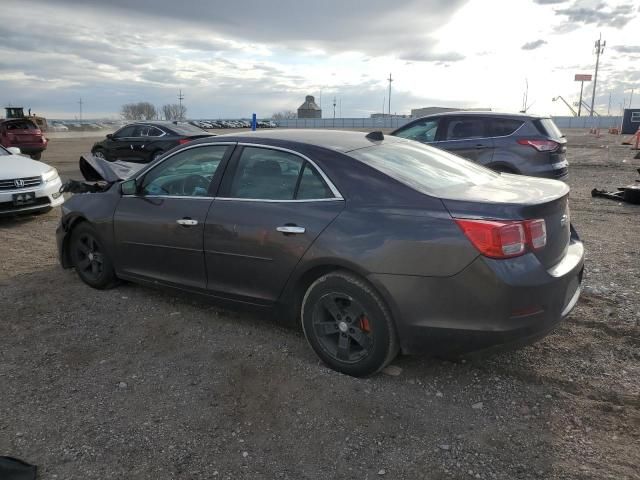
[0,145,63,215]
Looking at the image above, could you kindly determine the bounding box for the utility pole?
[387,73,393,119]
[332,96,336,126]
[382,96,385,116]
[78,97,83,123]
[590,34,605,117]
[339,98,342,118]
[178,89,185,120]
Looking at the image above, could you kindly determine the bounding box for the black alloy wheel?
[302,271,398,377]
[70,223,118,289]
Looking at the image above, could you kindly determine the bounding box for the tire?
[92,148,106,160]
[490,165,516,174]
[69,223,118,289]
[151,150,164,162]
[31,152,42,160]
[301,271,399,377]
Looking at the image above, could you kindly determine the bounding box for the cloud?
[522,40,547,50]
[612,45,640,54]
[554,2,635,28]
[533,0,566,4]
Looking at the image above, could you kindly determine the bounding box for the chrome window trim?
[215,197,343,203]
[235,142,344,200]
[122,194,214,200]
[429,120,525,144]
[127,141,344,203]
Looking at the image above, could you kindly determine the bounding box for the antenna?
[589,34,605,117]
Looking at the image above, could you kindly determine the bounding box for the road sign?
[575,74,592,82]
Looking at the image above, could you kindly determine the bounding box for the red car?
[0,118,48,159]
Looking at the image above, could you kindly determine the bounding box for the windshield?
[347,140,498,195]
[0,145,10,156]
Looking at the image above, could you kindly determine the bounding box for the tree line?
[120,102,187,121]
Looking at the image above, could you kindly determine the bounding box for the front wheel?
[301,271,399,377]
[70,223,118,289]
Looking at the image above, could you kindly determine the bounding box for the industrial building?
[297,95,322,119]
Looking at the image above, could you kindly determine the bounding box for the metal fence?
[277,117,411,129]
[276,116,623,130]
[549,116,621,129]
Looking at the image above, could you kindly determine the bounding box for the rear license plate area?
[12,191,36,206]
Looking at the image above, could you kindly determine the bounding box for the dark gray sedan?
[57,130,584,377]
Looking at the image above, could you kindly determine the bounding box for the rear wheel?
[31,152,42,160]
[301,271,399,377]
[70,223,118,289]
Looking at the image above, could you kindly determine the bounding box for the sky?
[0,0,638,119]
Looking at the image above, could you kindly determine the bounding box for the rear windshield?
[5,120,38,130]
[534,118,564,139]
[169,123,207,135]
[347,140,498,195]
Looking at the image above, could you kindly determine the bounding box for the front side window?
[347,140,497,195]
[394,119,440,143]
[141,145,227,197]
[227,147,334,200]
[444,118,486,140]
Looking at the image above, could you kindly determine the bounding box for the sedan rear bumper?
[370,236,584,356]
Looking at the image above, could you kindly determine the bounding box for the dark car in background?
[391,112,569,180]
[58,130,583,377]
[0,118,48,160]
[91,121,214,163]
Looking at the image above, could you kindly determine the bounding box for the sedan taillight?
[517,139,559,152]
[178,138,192,145]
[455,218,547,259]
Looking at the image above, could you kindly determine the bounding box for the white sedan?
[0,145,63,215]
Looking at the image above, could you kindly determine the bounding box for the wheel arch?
[60,215,89,268]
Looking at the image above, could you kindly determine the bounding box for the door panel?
[113,144,232,288]
[204,144,344,303]
[204,200,343,303]
[114,197,212,288]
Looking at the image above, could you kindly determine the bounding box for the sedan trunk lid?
[441,173,571,269]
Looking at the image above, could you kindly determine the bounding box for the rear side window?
[533,118,564,139]
[488,119,523,137]
[227,147,334,200]
[444,118,485,140]
[114,126,136,138]
[5,120,37,130]
[347,141,497,195]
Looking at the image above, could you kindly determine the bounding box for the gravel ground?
[1,129,639,479]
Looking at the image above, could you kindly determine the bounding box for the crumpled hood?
[79,154,145,182]
[1,154,50,179]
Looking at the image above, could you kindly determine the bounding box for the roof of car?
[213,129,403,153]
[411,110,547,120]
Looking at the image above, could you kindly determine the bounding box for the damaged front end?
[60,154,146,194]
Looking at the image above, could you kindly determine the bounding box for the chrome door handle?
[276,226,305,234]
[177,218,198,226]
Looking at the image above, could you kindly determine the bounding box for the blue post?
[252,113,257,131]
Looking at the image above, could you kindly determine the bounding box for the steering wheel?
[182,174,210,196]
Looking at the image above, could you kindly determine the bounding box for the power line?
[178,89,185,120]
[590,34,605,117]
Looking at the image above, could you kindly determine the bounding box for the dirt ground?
[1,129,638,480]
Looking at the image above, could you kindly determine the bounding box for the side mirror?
[106,134,113,140]
[7,146,22,155]
[121,179,138,195]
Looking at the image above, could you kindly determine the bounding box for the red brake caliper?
[359,315,371,333]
